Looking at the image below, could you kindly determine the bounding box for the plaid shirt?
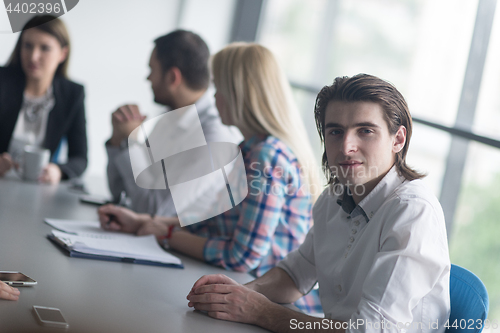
[186,135,322,313]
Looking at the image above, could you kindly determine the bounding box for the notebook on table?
[45,219,183,269]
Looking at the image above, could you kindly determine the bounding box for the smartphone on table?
[0,271,37,286]
[33,305,69,329]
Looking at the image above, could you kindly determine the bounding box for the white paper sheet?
[45,219,182,266]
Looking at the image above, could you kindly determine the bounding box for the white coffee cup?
[22,146,50,181]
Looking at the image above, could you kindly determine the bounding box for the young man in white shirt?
[186,74,450,333]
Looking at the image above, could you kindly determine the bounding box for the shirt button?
[349,237,354,243]
[347,244,351,249]
[337,285,342,292]
[354,221,360,226]
[351,229,357,234]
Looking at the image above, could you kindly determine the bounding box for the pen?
[107,191,127,227]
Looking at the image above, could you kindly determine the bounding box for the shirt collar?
[336,165,406,222]
[336,187,369,221]
[337,187,356,214]
[175,90,212,130]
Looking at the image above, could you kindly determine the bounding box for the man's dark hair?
[154,30,210,90]
[314,74,426,184]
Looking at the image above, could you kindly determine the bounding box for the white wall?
[178,0,236,54]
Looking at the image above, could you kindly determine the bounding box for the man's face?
[147,48,173,107]
[324,101,405,190]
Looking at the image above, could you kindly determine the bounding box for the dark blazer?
[0,66,88,179]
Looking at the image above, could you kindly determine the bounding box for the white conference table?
[0,177,269,333]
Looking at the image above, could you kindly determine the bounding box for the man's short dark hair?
[154,30,210,90]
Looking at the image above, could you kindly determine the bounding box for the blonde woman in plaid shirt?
[99,43,323,313]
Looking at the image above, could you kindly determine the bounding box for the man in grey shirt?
[106,30,241,217]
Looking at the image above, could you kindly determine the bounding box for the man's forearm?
[156,216,181,227]
[245,268,347,332]
[259,301,345,333]
[246,267,304,304]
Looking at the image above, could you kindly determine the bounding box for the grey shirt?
[106,90,243,216]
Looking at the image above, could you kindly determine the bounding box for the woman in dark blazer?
[0,15,87,183]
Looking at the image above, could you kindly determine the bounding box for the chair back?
[447,264,489,333]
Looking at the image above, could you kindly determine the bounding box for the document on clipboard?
[45,219,183,268]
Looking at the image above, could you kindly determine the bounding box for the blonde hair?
[212,43,321,200]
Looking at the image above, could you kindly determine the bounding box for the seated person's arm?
[186,225,339,332]
[181,151,295,272]
[98,204,206,260]
[98,204,179,234]
[246,267,304,304]
[187,270,344,333]
[147,153,293,269]
[39,163,62,184]
[0,153,14,177]
[0,281,20,301]
[109,104,146,147]
[105,104,146,200]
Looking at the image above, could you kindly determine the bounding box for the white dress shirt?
[278,166,450,333]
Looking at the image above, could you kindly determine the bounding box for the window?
[450,142,500,325]
[258,0,479,192]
